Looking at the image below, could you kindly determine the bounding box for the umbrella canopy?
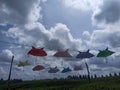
[18,60,30,67]
[32,65,45,71]
[97,47,115,57]
[74,65,83,71]
[61,67,72,73]
[28,46,47,56]
[48,66,60,73]
[76,50,94,59]
[54,49,72,57]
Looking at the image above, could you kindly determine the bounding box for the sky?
[0,0,120,80]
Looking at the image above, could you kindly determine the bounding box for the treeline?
[67,72,120,80]
[0,79,22,84]
[1,72,120,82]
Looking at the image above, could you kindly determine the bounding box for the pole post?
[85,62,91,83]
[7,55,14,90]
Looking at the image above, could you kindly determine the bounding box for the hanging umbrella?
[97,47,115,63]
[32,65,45,80]
[76,50,94,59]
[54,49,72,66]
[74,65,83,71]
[54,49,72,57]
[18,60,30,74]
[18,60,30,67]
[32,65,45,71]
[97,47,115,57]
[48,66,60,73]
[28,46,47,56]
[28,46,47,64]
[61,67,72,73]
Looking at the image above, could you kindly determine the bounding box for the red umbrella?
[28,46,47,56]
[28,46,47,65]
[32,65,45,71]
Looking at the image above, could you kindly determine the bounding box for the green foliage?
[1,76,120,90]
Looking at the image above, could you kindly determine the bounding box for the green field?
[1,76,120,90]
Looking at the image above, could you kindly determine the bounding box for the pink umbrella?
[32,65,45,79]
[54,49,72,57]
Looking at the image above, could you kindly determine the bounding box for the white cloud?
[0,49,13,63]
[7,22,83,51]
[50,23,82,50]
[82,31,91,40]
[62,0,103,11]
[86,26,120,49]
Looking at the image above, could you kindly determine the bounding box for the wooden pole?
[7,55,14,89]
[85,62,91,83]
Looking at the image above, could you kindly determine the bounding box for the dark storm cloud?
[94,0,120,24]
[24,25,65,50]
[108,31,120,47]
[44,39,65,50]
[0,0,40,25]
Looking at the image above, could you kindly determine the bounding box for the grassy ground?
[1,76,120,90]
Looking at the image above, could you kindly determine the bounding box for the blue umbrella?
[76,50,94,59]
[61,67,72,73]
[48,66,60,73]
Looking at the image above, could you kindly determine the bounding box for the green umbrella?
[97,47,115,63]
[97,47,115,57]
[18,60,30,67]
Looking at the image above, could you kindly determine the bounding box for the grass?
[1,76,120,90]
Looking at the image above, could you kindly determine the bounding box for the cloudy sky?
[0,0,120,80]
